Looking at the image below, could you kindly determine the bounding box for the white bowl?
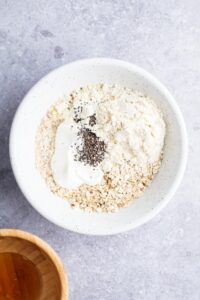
[10,58,187,235]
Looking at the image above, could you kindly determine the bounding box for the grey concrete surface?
[0,1,200,299]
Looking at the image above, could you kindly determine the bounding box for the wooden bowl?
[0,229,68,300]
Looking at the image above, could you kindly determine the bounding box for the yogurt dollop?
[51,119,103,189]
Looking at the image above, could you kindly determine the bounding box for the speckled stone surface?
[0,1,199,299]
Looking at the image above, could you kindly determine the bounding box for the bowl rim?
[9,58,188,235]
[0,228,68,299]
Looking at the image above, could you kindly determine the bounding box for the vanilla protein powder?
[36,83,166,212]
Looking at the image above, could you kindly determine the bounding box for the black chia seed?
[89,114,96,126]
[74,106,83,123]
[75,127,106,167]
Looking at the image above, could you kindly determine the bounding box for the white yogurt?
[51,119,103,189]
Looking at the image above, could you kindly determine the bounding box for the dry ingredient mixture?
[35,83,166,212]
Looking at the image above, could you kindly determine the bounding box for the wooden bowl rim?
[0,228,68,300]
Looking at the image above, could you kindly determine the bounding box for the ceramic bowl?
[0,229,68,299]
[10,58,187,235]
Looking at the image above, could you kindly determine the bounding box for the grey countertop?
[0,1,200,299]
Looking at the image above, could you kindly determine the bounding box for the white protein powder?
[68,84,166,182]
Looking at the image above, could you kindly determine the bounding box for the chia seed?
[75,127,106,166]
[74,106,83,123]
[89,114,96,126]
